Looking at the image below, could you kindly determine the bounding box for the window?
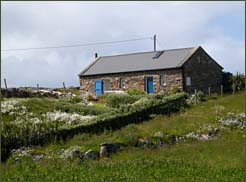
[160,75,166,86]
[152,51,164,59]
[186,77,191,86]
[119,78,126,89]
[103,79,110,91]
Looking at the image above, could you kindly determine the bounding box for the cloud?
[1,1,244,88]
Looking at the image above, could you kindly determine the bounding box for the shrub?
[87,94,98,102]
[127,89,146,95]
[231,73,245,91]
[54,102,112,115]
[104,94,140,108]
[69,96,84,104]
[222,71,233,93]
[196,91,205,101]
[171,87,181,94]
[188,90,205,104]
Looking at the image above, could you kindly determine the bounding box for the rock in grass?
[84,149,99,160]
[32,154,44,162]
[71,149,83,159]
[167,135,176,144]
[154,131,163,138]
[137,137,153,148]
[100,143,120,157]
[60,146,82,160]
[208,128,219,137]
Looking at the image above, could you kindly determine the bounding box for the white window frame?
[103,79,110,91]
[119,78,126,89]
[160,74,166,86]
[186,77,191,86]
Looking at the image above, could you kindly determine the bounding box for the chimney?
[95,53,98,58]
[153,34,156,52]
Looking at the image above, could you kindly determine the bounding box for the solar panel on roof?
[152,51,164,59]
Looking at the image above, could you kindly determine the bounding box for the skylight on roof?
[152,51,164,59]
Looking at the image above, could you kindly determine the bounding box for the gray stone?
[208,128,219,136]
[138,137,153,148]
[100,143,120,157]
[71,149,82,159]
[167,134,176,144]
[84,149,99,160]
[32,154,44,162]
[155,138,169,147]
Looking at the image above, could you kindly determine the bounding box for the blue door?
[146,77,153,94]
[94,80,102,96]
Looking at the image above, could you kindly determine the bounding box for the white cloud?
[1,1,245,88]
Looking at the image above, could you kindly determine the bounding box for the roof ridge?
[100,46,196,59]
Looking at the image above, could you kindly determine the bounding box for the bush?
[87,94,98,102]
[104,94,141,108]
[222,72,233,93]
[54,102,112,115]
[69,96,84,104]
[231,73,245,91]
[127,89,146,95]
[171,87,181,94]
[196,91,205,101]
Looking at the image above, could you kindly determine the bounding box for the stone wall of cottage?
[79,69,183,95]
[182,47,223,94]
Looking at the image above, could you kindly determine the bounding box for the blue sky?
[211,7,244,41]
[1,1,245,88]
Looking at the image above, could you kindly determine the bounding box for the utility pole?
[153,34,156,52]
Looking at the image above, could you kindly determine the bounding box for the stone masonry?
[182,47,223,94]
[80,69,183,95]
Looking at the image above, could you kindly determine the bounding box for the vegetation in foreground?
[1,92,245,181]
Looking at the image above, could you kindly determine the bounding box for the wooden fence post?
[194,89,197,104]
[233,84,235,95]
[208,87,211,96]
[63,82,66,90]
[221,85,223,97]
[4,78,7,89]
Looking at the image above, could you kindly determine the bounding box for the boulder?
[60,146,82,160]
[84,149,99,160]
[208,128,219,137]
[71,149,83,159]
[138,137,153,148]
[167,134,176,144]
[201,134,209,140]
[100,143,120,157]
[32,154,44,162]
[155,138,168,147]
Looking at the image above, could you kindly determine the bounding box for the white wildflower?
[212,105,225,114]
[45,111,96,125]
[1,100,19,114]
[218,112,245,129]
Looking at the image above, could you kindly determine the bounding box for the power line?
[1,36,152,52]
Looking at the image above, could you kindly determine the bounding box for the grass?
[1,92,245,181]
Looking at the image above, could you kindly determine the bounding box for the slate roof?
[79,46,220,76]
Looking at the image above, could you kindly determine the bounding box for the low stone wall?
[1,88,76,98]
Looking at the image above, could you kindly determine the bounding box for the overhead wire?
[1,36,152,52]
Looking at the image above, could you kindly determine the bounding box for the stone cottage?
[79,46,223,95]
